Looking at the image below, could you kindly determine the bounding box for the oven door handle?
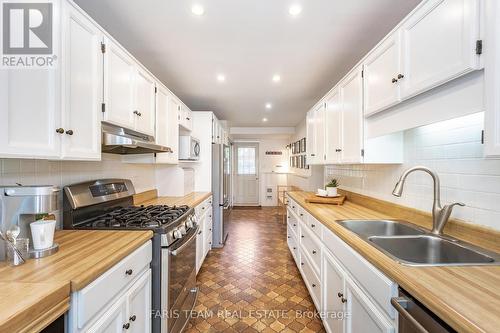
[391,297,430,333]
[170,226,199,256]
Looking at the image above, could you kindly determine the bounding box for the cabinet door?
[324,89,342,164]
[400,0,480,99]
[196,215,205,274]
[61,4,103,160]
[134,68,156,135]
[344,278,394,333]
[127,270,152,333]
[340,68,364,164]
[322,250,345,333]
[103,39,136,129]
[155,85,178,164]
[314,103,326,164]
[306,110,317,164]
[0,69,60,158]
[363,33,401,116]
[87,297,127,333]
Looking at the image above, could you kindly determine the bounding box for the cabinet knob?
[123,323,130,329]
[311,224,316,228]
[293,247,297,250]
[133,110,142,116]
[301,235,305,238]
[391,78,398,83]
[310,154,316,157]
[335,149,342,152]
[312,250,317,255]
[338,292,343,298]
[341,297,347,303]
[301,262,304,266]
[129,315,137,322]
[125,269,133,275]
[55,128,65,134]
[312,284,316,288]
[293,224,296,227]
[397,73,405,80]
[186,117,190,121]
[65,129,74,135]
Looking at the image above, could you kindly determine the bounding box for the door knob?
[65,129,74,135]
[55,128,65,134]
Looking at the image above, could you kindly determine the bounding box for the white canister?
[326,187,338,197]
[30,220,56,250]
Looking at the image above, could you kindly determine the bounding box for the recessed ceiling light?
[216,74,226,82]
[262,118,268,122]
[289,4,302,16]
[265,103,272,109]
[191,4,205,16]
[272,74,281,83]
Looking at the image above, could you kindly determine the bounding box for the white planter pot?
[326,187,338,197]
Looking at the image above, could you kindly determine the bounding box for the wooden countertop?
[135,191,212,208]
[288,191,500,333]
[0,229,153,332]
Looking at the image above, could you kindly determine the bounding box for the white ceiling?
[74,0,421,127]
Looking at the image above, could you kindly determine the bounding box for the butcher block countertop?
[288,191,500,333]
[134,190,212,208]
[0,230,153,333]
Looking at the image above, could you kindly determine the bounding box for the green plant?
[325,178,339,189]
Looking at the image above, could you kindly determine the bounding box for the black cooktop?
[77,205,190,229]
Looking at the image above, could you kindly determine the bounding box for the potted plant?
[325,179,339,197]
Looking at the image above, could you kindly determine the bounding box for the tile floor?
[185,207,325,333]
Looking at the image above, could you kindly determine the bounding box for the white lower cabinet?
[287,195,397,333]
[195,196,213,274]
[68,241,152,333]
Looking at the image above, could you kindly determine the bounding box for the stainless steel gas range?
[63,179,198,333]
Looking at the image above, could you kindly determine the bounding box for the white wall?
[326,112,500,231]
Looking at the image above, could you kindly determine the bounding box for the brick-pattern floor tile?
[185,207,325,333]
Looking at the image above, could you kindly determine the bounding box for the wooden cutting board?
[305,195,346,205]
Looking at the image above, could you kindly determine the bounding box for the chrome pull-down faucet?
[392,166,465,235]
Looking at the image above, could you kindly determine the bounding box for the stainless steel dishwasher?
[392,289,456,333]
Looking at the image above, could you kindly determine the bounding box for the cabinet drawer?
[289,199,298,215]
[299,248,321,310]
[299,224,321,275]
[323,229,397,318]
[296,206,307,221]
[286,208,299,236]
[305,214,323,240]
[76,240,152,328]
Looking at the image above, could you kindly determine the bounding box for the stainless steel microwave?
[179,136,200,160]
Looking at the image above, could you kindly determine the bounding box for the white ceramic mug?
[326,187,338,197]
[30,220,56,250]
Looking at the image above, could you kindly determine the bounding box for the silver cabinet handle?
[391,297,430,333]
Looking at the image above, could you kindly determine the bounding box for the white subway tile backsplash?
[325,112,500,231]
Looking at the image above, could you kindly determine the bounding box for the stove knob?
[185,219,194,228]
[173,229,183,239]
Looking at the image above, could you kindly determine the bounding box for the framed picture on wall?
[300,138,306,153]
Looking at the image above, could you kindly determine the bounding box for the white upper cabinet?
[306,103,326,165]
[399,0,481,99]
[155,85,179,164]
[339,67,364,164]
[61,3,103,160]
[103,38,136,129]
[134,68,156,136]
[363,32,402,116]
[0,69,61,159]
[324,89,342,164]
[179,105,193,131]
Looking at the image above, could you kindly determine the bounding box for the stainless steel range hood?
[101,122,172,155]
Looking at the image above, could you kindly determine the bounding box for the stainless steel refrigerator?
[212,143,231,247]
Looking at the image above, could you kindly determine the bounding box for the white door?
[344,278,395,333]
[340,67,364,164]
[324,89,342,164]
[0,68,61,159]
[61,4,103,160]
[87,297,127,333]
[155,85,178,164]
[400,0,481,99]
[127,270,151,333]
[234,143,259,205]
[103,39,136,129]
[363,32,402,116]
[322,250,345,333]
[134,68,156,135]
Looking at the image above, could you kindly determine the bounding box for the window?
[237,147,256,175]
